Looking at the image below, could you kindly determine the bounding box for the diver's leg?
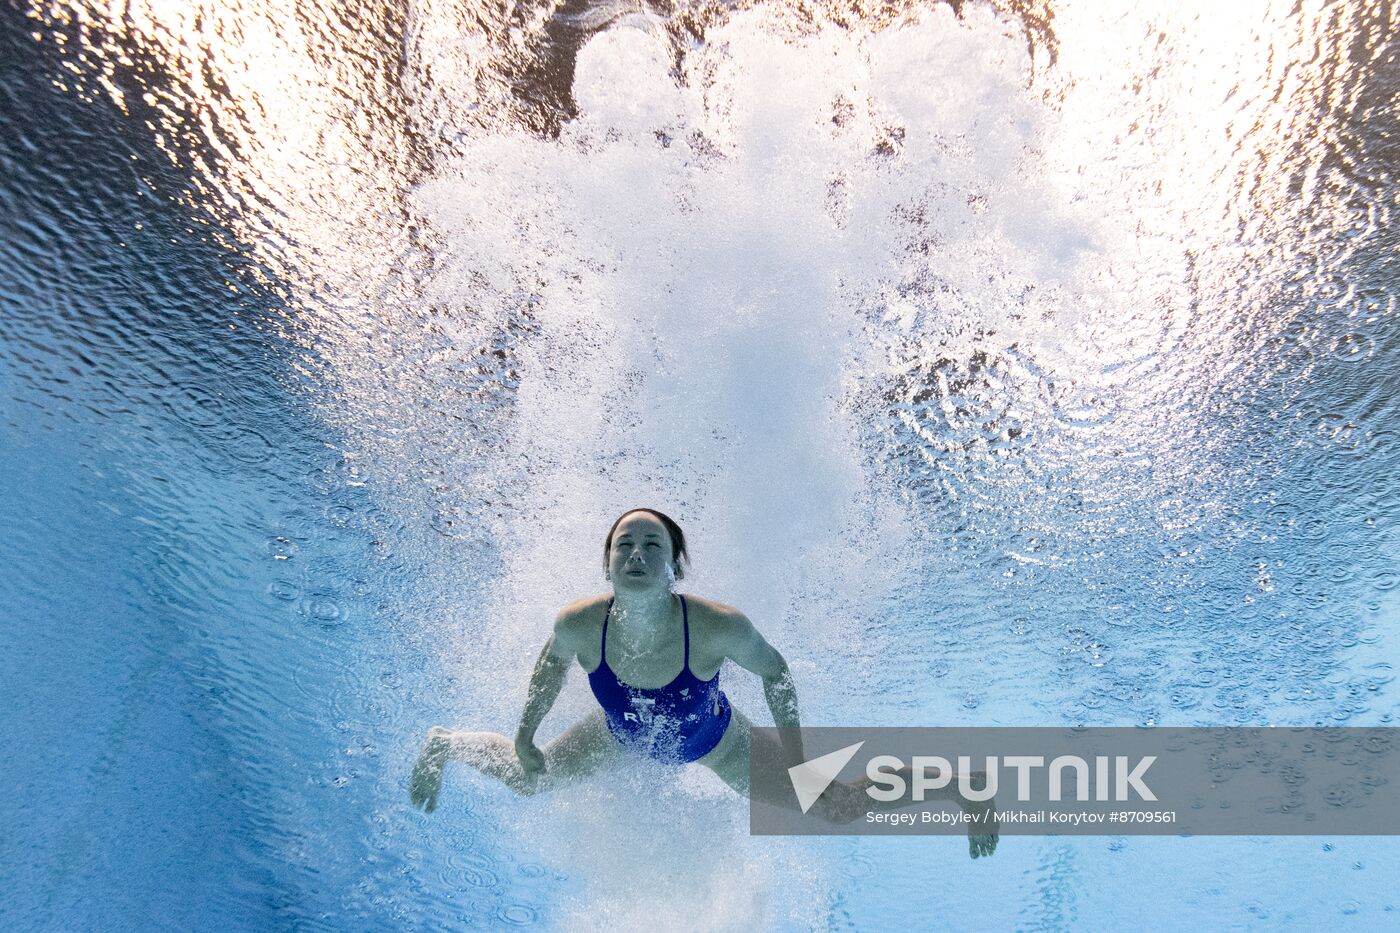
[696,705,801,811]
[842,765,1000,858]
[697,707,868,818]
[533,708,623,792]
[411,727,515,809]
[411,711,621,809]
[696,708,997,857]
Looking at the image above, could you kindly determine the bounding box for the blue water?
[2,0,1398,929]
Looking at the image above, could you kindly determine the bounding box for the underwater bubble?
[843,854,878,878]
[301,595,344,623]
[1330,333,1374,362]
[431,507,470,538]
[442,845,497,880]
[1299,518,1329,540]
[167,385,227,429]
[223,427,276,464]
[497,904,539,925]
[265,534,299,560]
[268,579,301,601]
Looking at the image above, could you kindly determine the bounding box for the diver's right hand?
[514,733,547,778]
[410,726,451,813]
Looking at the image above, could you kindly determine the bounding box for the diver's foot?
[962,797,998,858]
[957,773,999,859]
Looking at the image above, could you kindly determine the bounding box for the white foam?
[410,4,1069,921]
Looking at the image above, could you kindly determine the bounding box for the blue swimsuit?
[587,594,733,763]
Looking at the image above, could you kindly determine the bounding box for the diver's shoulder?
[550,595,609,655]
[681,594,749,627]
[556,593,610,625]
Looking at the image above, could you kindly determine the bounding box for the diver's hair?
[603,508,690,580]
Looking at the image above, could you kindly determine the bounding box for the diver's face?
[608,512,675,591]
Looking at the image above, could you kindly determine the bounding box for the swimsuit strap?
[680,593,690,668]
[600,597,613,664]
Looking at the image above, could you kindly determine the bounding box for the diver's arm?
[724,610,806,766]
[514,615,577,751]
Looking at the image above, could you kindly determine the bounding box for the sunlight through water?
[9,0,1398,927]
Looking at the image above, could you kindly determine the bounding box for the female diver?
[409,508,997,858]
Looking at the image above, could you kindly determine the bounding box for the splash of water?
[409,6,1070,918]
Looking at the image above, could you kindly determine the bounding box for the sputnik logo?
[788,741,865,814]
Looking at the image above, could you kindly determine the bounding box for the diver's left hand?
[410,726,451,812]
